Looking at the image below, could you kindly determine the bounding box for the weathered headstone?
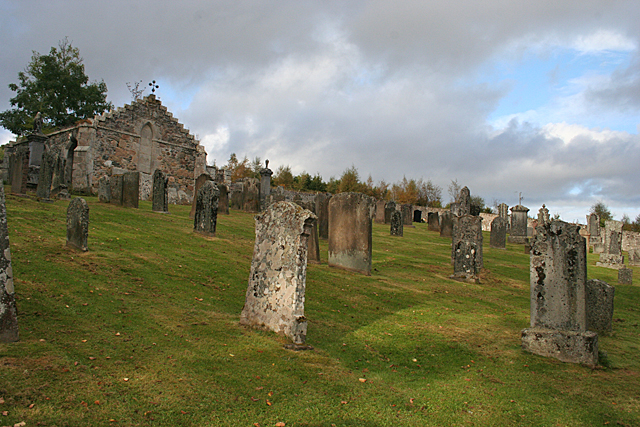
[384,201,396,224]
[36,148,56,200]
[239,202,316,344]
[439,211,453,238]
[450,202,460,217]
[521,220,598,365]
[122,172,140,209]
[628,248,640,266]
[618,267,633,285]
[508,205,529,244]
[0,183,18,342]
[596,220,624,268]
[315,193,331,239]
[110,174,124,206]
[490,216,508,249]
[585,279,614,334]
[298,201,320,264]
[66,198,89,252]
[194,181,220,237]
[98,175,111,203]
[152,169,169,213]
[259,161,273,211]
[401,204,413,227]
[498,203,509,219]
[10,148,28,195]
[190,173,214,218]
[451,240,480,283]
[537,204,550,225]
[588,213,600,239]
[375,199,386,224]
[328,193,375,275]
[218,183,229,215]
[428,212,440,232]
[390,211,403,236]
[457,187,471,216]
[452,215,483,269]
[243,178,260,213]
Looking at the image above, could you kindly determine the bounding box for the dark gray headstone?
[194,181,220,236]
[390,210,403,236]
[110,175,124,206]
[384,201,396,224]
[98,175,111,203]
[401,204,413,227]
[413,209,422,223]
[490,216,508,249]
[122,172,140,209]
[152,169,169,213]
[218,183,229,215]
[585,279,614,333]
[439,211,453,238]
[451,240,479,283]
[427,212,440,232]
[66,198,89,252]
[316,193,331,239]
[0,183,19,342]
[618,267,633,285]
[36,148,55,200]
[190,173,214,218]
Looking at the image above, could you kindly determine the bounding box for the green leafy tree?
[338,165,364,193]
[590,201,613,227]
[273,165,294,188]
[0,38,112,136]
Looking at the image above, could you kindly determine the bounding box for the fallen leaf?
[28,403,34,409]
[81,401,88,407]
[359,378,367,383]
[123,378,129,382]
[251,397,259,402]
[268,391,273,397]
[275,423,285,427]
[2,411,8,416]
[0,397,4,404]
[88,357,96,360]
[94,400,100,405]
[410,398,415,404]
[109,419,116,422]
[81,339,87,343]
[266,400,272,406]
[14,422,26,427]
[115,332,121,336]
[341,401,347,405]
[181,410,188,414]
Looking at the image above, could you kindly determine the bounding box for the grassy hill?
[0,193,638,426]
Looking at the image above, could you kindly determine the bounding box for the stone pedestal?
[521,328,598,366]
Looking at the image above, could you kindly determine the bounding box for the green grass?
[0,193,639,426]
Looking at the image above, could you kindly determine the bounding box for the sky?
[1,1,640,223]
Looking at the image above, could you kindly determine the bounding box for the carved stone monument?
[457,187,471,216]
[152,169,169,213]
[98,175,111,203]
[498,203,509,219]
[585,279,614,334]
[596,220,624,269]
[66,198,89,252]
[122,171,140,209]
[537,204,550,225]
[259,160,273,212]
[390,210,403,237]
[490,216,508,249]
[190,173,214,219]
[439,211,453,238]
[401,204,413,227]
[375,199,386,224]
[0,183,19,342]
[218,183,229,215]
[193,181,220,236]
[428,212,440,232]
[618,267,633,285]
[508,205,529,244]
[451,215,483,281]
[384,201,396,224]
[239,202,316,344]
[110,174,124,206]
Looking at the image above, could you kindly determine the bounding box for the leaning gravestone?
[194,181,220,237]
[452,215,483,270]
[508,205,529,244]
[618,267,632,285]
[239,202,316,344]
[490,216,507,249]
[384,201,396,224]
[66,198,89,252]
[0,183,19,342]
[585,279,614,334]
[596,220,624,269]
[122,172,140,209]
[328,192,375,275]
[521,220,598,365]
[152,170,169,213]
[98,175,111,203]
[439,211,453,238]
[390,210,403,236]
[110,174,124,206]
[428,212,440,232]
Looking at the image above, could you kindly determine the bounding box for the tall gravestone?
[508,205,529,244]
[588,213,600,239]
[440,211,453,238]
[428,212,440,232]
[390,211,403,236]
[243,178,261,213]
[298,201,320,264]
[98,175,111,203]
[152,169,169,213]
[122,172,140,209]
[490,216,507,249]
[585,279,614,334]
[259,161,273,212]
[596,220,624,269]
[457,187,471,216]
[328,193,375,275]
[315,193,331,239]
[110,174,124,206]
[498,203,509,219]
[194,181,220,236]
[521,220,598,365]
[239,202,316,344]
[66,198,89,252]
[401,204,413,227]
[218,183,229,215]
[190,173,214,219]
[0,183,19,342]
[36,148,56,200]
[10,147,28,195]
[537,204,550,225]
[375,199,386,224]
[384,201,396,224]
[628,249,640,267]
[451,215,483,281]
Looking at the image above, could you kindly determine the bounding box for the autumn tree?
[0,37,112,136]
[273,165,294,188]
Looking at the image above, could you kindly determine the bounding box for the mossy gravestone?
[0,183,18,342]
[390,210,403,236]
[194,181,220,236]
[66,198,89,252]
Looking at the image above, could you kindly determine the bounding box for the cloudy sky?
[1,1,640,222]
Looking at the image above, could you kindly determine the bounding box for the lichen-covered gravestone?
[66,198,89,252]
[190,173,214,219]
[152,169,169,213]
[508,205,529,244]
[328,192,375,275]
[457,187,471,216]
[390,210,403,236]
[218,183,229,215]
[439,211,453,238]
[452,215,483,270]
[428,212,440,232]
[194,181,220,236]
[521,220,598,365]
[596,220,624,269]
[122,171,140,209]
[36,148,56,200]
[298,201,320,264]
[110,174,124,206]
[490,216,508,249]
[98,175,111,203]
[618,267,632,285]
[240,202,316,344]
[0,183,19,342]
[384,201,396,224]
[585,279,614,334]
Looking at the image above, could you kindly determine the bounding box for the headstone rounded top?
[511,204,529,212]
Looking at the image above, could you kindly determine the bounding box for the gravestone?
[618,267,632,285]
[498,203,509,219]
[384,201,396,224]
[452,215,483,270]
[298,201,320,264]
[328,192,375,275]
[588,213,600,239]
[36,148,56,200]
[98,175,111,203]
[190,173,214,218]
[401,204,413,227]
[315,193,331,239]
[521,220,598,365]
[152,170,169,213]
[596,220,624,268]
[439,211,453,238]
[122,172,140,209]
[243,178,260,213]
[457,187,471,216]
[537,204,550,225]
[490,216,508,249]
[66,198,89,252]
[0,183,19,342]
[451,240,479,283]
[218,183,229,215]
[428,212,440,232]
[508,205,529,244]
[194,181,220,236]
[450,202,460,217]
[10,148,28,195]
[110,174,124,206]
[374,199,386,224]
[239,202,316,344]
[628,248,640,266]
[390,211,403,236]
[585,279,614,334]
[259,161,273,211]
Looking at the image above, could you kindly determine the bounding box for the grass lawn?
[0,192,638,426]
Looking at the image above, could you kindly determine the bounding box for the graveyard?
[0,193,639,427]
